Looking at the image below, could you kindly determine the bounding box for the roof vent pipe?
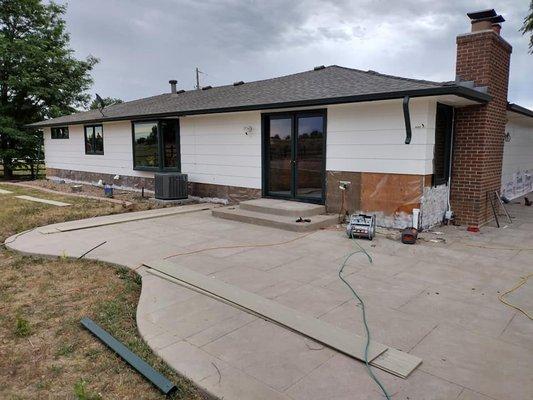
[169,80,177,94]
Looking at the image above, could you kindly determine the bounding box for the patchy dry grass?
[23,179,160,204]
[0,183,208,400]
[0,183,162,241]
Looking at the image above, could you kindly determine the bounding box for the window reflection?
[133,122,159,168]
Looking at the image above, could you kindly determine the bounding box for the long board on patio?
[145,260,422,378]
[37,203,215,234]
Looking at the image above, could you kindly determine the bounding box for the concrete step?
[212,206,338,232]
[239,198,326,217]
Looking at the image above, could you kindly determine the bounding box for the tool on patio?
[488,191,513,227]
[80,317,177,395]
[495,191,512,223]
[346,213,376,240]
[401,227,418,244]
[337,181,349,223]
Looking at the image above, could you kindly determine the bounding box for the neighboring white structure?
[501,111,533,200]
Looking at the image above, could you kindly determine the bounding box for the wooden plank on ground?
[146,260,422,379]
[145,260,387,362]
[37,203,214,234]
[369,347,422,378]
[0,188,13,194]
[15,195,70,207]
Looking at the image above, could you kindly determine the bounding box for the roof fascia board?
[29,86,491,128]
[507,103,533,119]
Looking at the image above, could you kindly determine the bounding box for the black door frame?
[261,109,327,204]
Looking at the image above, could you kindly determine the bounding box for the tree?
[89,97,123,110]
[0,0,97,179]
[522,0,533,53]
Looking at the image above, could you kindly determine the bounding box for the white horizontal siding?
[326,99,437,175]
[179,112,262,188]
[501,117,533,199]
[43,98,440,188]
[44,121,153,178]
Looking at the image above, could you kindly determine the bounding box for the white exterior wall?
[43,98,440,189]
[326,98,437,175]
[180,111,262,188]
[43,120,152,179]
[501,115,533,199]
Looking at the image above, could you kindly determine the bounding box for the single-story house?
[30,9,533,228]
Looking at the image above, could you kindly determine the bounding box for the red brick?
[450,30,512,226]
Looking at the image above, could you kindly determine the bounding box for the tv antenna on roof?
[95,93,106,117]
[195,67,204,90]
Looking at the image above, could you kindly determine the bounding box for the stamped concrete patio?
[6,202,533,400]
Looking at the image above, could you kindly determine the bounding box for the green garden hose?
[339,235,391,400]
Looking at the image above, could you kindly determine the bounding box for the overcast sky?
[59,0,532,109]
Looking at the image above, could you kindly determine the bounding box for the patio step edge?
[212,207,337,232]
[239,199,326,217]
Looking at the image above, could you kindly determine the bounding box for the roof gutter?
[507,103,533,119]
[27,85,492,129]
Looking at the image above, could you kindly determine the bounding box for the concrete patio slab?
[457,389,495,400]
[272,283,352,317]
[286,354,463,400]
[499,312,533,349]
[38,203,215,233]
[319,300,438,352]
[202,319,336,391]
[5,201,533,400]
[412,324,532,400]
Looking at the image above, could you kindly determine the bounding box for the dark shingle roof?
[29,65,490,128]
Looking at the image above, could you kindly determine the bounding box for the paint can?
[104,184,114,198]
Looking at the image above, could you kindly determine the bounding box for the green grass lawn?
[0,183,208,400]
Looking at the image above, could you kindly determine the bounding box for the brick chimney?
[450,9,512,227]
